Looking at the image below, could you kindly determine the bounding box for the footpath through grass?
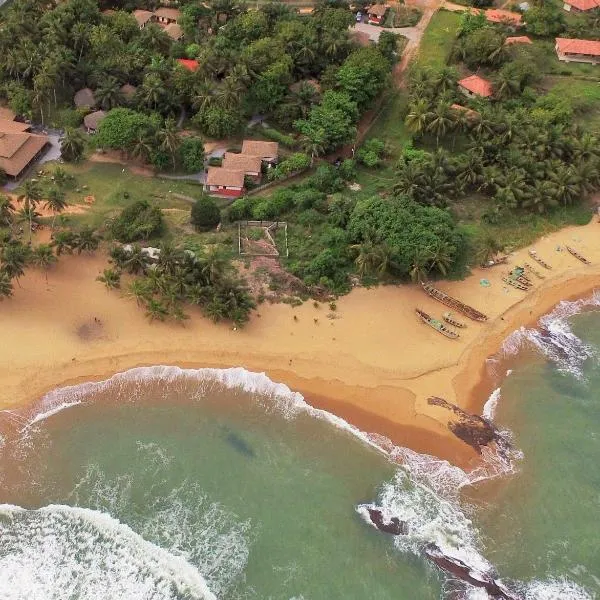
[415,9,462,69]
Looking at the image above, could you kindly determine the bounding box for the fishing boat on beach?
[566,246,591,265]
[443,312,466,328]
[416,309,460,339]
[481,255,508,269]
[502,277,529,291]
[421,282,488,322]
[528,250,552,270]
[524,263,545,279]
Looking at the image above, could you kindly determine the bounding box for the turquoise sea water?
[0,293,599,600]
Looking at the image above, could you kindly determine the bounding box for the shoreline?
[1,220,599,470]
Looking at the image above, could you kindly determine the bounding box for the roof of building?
[154,7,181,20]
[450,104,480,119]
[241,140,279,159]
[74,88,96,108]
[556,37,600,56]
[505,35,532,45]
[222,152,262,174]
[164,22,183,40]
[0,127,48,177]
[0,118,29,133]
[290,79,322,94]
[0,107,16,121]
[206,167,245,187]
[485,8,522,24]
[83,110,106,130]
[563,0,600,10]
[458,74,493,98]
[133,9,153,26]
[177,59,199,72]
[368,4,388,16]
[120,83,137,98]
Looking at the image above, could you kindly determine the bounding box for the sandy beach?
[1,219,599,469]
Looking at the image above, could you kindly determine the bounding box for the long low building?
[0,119,49,179]
[205,167,246,198]
[555,37,600,64]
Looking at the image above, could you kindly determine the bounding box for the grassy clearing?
[414,10,461,69]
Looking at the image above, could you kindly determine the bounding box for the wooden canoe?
[443,312,466,328]
[421,283,488,322]
[416,309,460,339]
[566,246,591,265]
[528,250,552,270]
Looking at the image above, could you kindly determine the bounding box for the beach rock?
[366,508,408,535]
[427,396,509,457]
[424,543,522,600]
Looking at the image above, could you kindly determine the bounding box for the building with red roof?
[177,59,199,72]
[485,9,522,28]
[562,0,600,11]
[555,37,600,64]
[458,75,493,99]
[505,36,532,45]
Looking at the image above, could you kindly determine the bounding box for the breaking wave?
[0,504,216,600]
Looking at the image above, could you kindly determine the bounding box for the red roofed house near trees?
[555,37,600,64]
[562,0,600,12]
[484,9,522,27]
[205,168,246,198]
[367,4,388,25]
[177,59,199,72]
[505,36,532,45]
[458,75,493,99]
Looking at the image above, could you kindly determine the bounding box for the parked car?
[356,11,363,22]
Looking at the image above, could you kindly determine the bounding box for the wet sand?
[1,220,599,469]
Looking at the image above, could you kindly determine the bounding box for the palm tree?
[476,234,503,266]
[549,164,580,206]
[409,247,433,283]
[494,70,520,100]
[215,76,244,109]
[51,230,77,255]
[291,81,319,118]
[31,244,57,283]
[52,166,72,188]
[0,195,15,227]
[352,240,390,278]
[130,133,153,164]
[74,227,100,254]
[0,270,13,300]
[300,131,326,167]
[157,242,183,276]
[17,180,42,235]
[145,298,169,322]
[61,128,86,162]
[522,179,557,214]
[124,243,150,275]
[95,76,123,110]
[0,242,30,283]
[156,119,180,169]
[127,278,153,306]
[198,246,229,284]
[427,101,453,146]
[44,188,67,230]
[192,79,215,112]
[97,268,121,290]
[139,73,167,111]
[428,240,453,276]
[405,98,430,137]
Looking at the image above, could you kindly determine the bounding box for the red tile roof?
[556,37,600,56]
[368,4,388,16]
[505,35,532,45]
[177,59,199,72]
[458,75,493,98]
[485,9,522,25]
[206,167,245,188]
[563,0,600,10]
[0,125,48,178]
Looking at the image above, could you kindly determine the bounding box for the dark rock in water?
[424,543,522,600]
[366,508,408,535]
[223,429,255,458]
[427,396,510,458]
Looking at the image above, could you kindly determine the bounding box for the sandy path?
[0,220,599,469]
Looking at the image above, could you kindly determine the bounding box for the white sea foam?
[524,578,594,600]
[0,503,216,600]
[483,387,502,421]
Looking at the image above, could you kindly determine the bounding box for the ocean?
[0,292,598,600]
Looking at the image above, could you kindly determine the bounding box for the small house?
[367,4,388,25]
[133,9,153,28]
[0,123,49,179]
[450,104,480,122]
[120,83,137,101]
[562,0,600,11]
[222,152,262,182]
[205,167,246,198]
[164,23,183,40]
[555,37,600,64]
[153,7,181,24]
[484,9,522,29]
[458,75,493,99]
[349,30,373,46]
[83,110,106,133]
[241,140,279,165]
[505,35,532,45]
[177,59,199,72]
[74,88,96,109]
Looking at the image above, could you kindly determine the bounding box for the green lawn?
[415,9,462,69]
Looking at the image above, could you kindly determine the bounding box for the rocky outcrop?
[366,508,408,535]
[424,543,522,600]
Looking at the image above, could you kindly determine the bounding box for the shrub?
[356,138,386,168]
[309,165,344,193]
[268,153,311,181]
[109,200,164,242]
[261,127,295,148]
[226,197,255,222]
[179,137,205,173]
[191,196,221,230]
[208,156,223,167]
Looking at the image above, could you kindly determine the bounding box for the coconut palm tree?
[549,164,580,207]
[0,270,13,300]
[300,131,326,167]
[157,242,183,277]
[0,241,30,283]
[156,119,180,169]
[17,179,42,235]
[352,240,390,278]
[31,244,57,283]
[409,247,433,283]
[428,239,453,276]
[0,195,15,227]
[124,243,150,275]
[405,98,430,137]
[74,227,100,254]
[127,278,153,306]
[51,230,77,255]
[95,76,123,110]
[61,127,86,162]
[192,79,215,112]
[44,188,67,230]
[145,298,169,322]
[427,101,453,146]
[97,268,121,290]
